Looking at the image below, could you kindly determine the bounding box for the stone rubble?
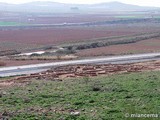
[1,61,160,86]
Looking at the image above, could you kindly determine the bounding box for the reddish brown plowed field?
[0,28,136,45]
[1,25,160,51]
[76,38,160,57]
[0,27,141,51]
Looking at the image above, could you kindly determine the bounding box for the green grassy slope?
[0,71,160,119]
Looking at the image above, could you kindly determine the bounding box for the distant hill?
[91,1,157,10]
[0,1,159,13]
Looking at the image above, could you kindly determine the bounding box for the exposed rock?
[70,111,80,116]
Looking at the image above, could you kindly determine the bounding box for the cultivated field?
[0,12,160,51]
[77,37,160,57]
[0,25,160,51]
[1,13,160,66]
[1,12,155,24]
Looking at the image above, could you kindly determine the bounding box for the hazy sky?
[1,0,160,7]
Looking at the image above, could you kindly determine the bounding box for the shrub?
[30,53,41,57]
[56,49,76,55]
[92,86,101,91]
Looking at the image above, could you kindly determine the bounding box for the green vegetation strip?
[0,21,28,26]
[0,71,160,119]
